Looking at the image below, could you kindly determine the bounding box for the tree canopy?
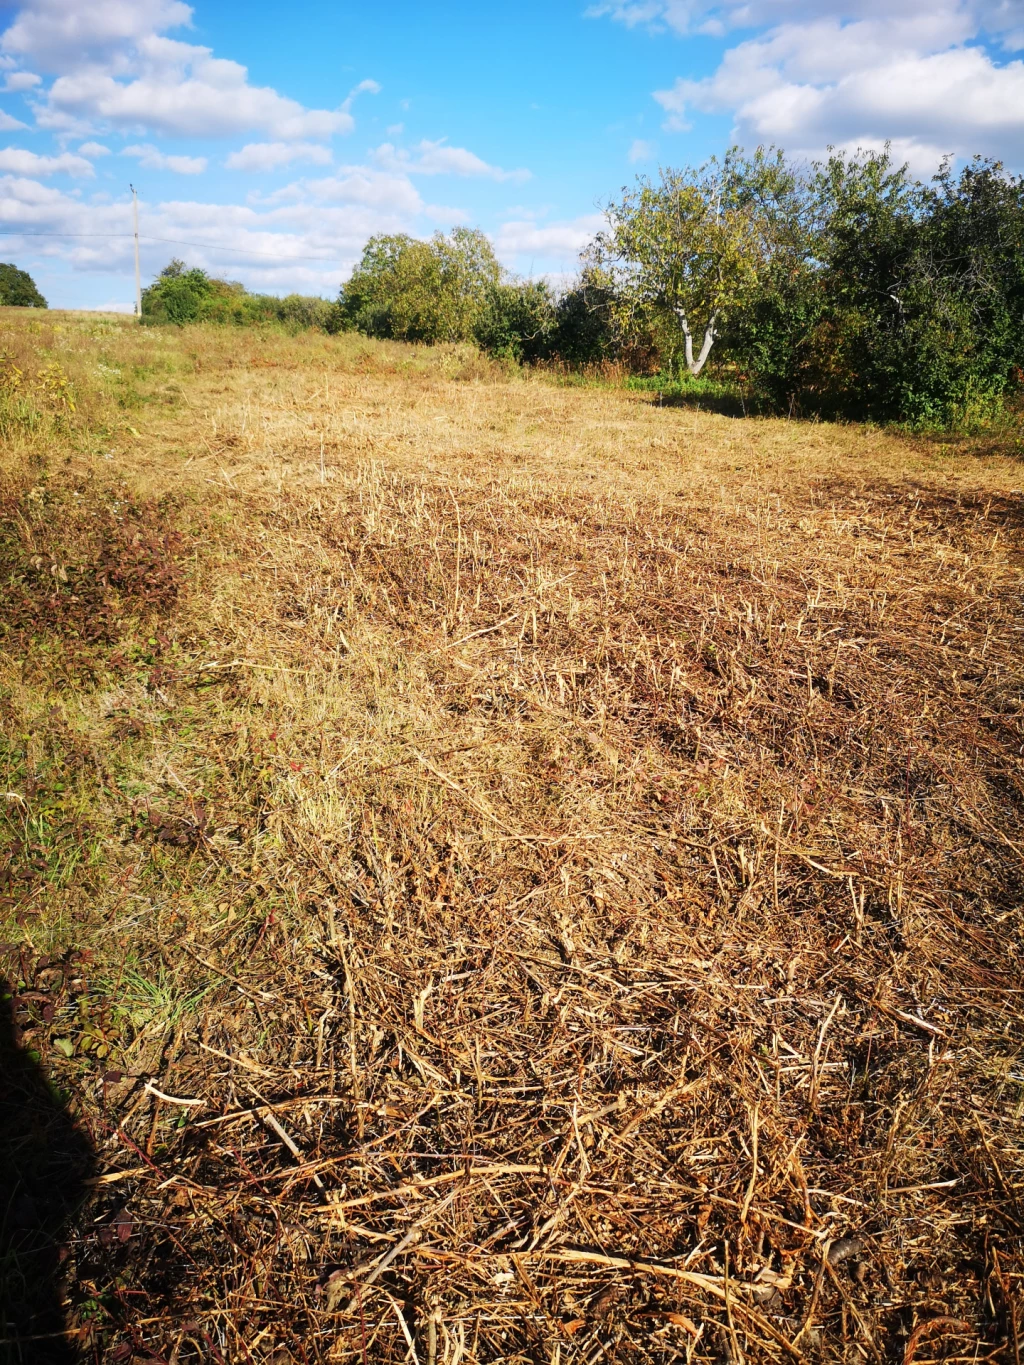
[593,155,773,375]
[591,146,1024,425]
[0,263,46,308]
[337,229,502,344]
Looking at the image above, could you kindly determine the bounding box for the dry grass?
[1,309,1023,1364]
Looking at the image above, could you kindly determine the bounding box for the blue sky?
[0,0,1021,310]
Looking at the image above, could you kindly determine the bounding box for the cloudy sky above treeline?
[0,0,1021,309]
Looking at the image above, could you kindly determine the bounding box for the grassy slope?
[2,309,1023,1363]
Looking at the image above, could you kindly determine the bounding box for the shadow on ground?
[1,979,94,1364]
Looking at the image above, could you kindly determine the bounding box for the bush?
[141,261,216,325]
[474,282,554,362]
[721,149,1024,426]
[141,260,336,331]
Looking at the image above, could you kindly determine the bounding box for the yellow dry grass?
[1,310,1023,1364]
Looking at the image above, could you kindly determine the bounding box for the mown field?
[1,309,1023,1365]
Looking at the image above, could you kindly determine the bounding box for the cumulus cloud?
[0,151,450,298]
[594,1,1024,171]
[226,141,333,173]
[3,70,40,90]
[494,214,604,260]
[77,140,109,155]
[39,42,356,139]
[371,138,530,182]
[654,21,1024,169]
[0,1,378,142]
[0,145,92,176]
[123,142,206,174]
[1,0,194,68]
[262,166,426,216]
[592,0,1024,44]
[0,109,28,130]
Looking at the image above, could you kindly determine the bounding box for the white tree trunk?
[675,309,718,377]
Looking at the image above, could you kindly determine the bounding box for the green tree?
[594,159,763,375]
[0,263,46,308]
[141,259,216,325]
[724,146,934,419]
[338,229,502,344]
[905,156,1024,424]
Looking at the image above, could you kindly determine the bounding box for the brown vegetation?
[2,310,1023,1363]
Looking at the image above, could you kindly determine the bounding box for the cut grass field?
[1,308,1023,1364]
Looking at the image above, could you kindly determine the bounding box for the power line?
[0,228,339,261]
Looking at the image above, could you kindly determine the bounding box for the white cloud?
[593,2,1024,171]
[629,138,655,162]
[3,70,40,90]
[39,42,355,140]
[123,142,206,174]
[1,1,378,142]
[654,19,1024,169]
[371,138,530,182]
[77,140,109,155]
[1,0,194,68]
[592,0,1024,44]
[226,141,333,173]
[263,166,425,215]
[342,79,381,109]
[0,158,445,299]
[494,214,604,260]
[0,145,92,176]
[0,109,28,130]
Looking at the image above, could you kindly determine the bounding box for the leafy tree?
[141,259,337,331]
[338,229,502,344]
[594,159,763,375]
[909,156,1024,423]
[0,263,46,308]
[722,145,1024,425]
[141,260,216,325]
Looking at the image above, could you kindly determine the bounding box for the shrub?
[141,260,337,332]
[474,282,554,362]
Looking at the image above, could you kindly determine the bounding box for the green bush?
[474,281,554,362]
[721,149,1024,427]
[548,272,621,366]
[337,229,501,344]
[141,260,336,332]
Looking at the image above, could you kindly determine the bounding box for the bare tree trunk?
[674,309,718,377]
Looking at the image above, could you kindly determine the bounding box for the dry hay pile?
[2,325,1023,1364]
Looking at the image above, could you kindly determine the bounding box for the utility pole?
[130,184,142,318]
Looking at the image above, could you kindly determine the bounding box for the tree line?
[137,144,1024,428]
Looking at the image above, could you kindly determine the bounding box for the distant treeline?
[143,145,1024,428]
[141,263,335,331]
